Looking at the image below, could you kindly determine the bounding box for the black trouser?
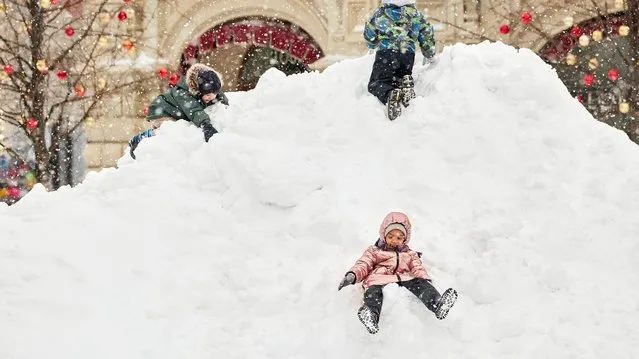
[368,49,416,104]
[363,278,441,319]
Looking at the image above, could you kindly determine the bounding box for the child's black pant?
[368,49,416,104]
[363,278,440,319]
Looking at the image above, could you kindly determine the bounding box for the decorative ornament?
[615,0,625,9]
[65,26,75,37]
[3,64,14,75]
[117,11,127,21]
[563,16,574,27]
[619,102,630,113]
[85,117,96,126]
[0,71,7,81]
[618,25,629,36]
[0,3,5,12]
[588,58,599,70]
[592,30,603,41]
[158,68,168,78]
[570,27,582,37]
[566,54,577,65]
[75,84,86,97]
[40,0,51,8]
[578,34,590,47]
[36,60,48,73]
[99,12,111,25]
[575,95,584,103]
[124,0,131,3]
[143,107,149,116]
[98,36,109,47]
[583,74,594,86]
[51,0,59,5]
[96,78,107,90]
[499,24,510,34]
[56,70,67,80]
[608,68,619,81]
[169,74,179,86]
[521,12,532,25]
[26,118,38,130]
[122,40,134,51]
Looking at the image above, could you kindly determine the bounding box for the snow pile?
[1,42,638,359]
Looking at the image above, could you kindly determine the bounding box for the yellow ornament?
[619,25,630,36]
[592,30,603,41]
[36,59,48,73]
[98,36,109,47]
[96,78,107,90]
[0,3,5,12]
[619,102,630,113]
[588,58,599,70]
[563,16,574,27]
[615,0,625,9]
[0,71,7,81]
[85,117,96,126]
[40,0,51,8]
[566,54,577,66]
[579,35,590,47]
[99,12,111,25]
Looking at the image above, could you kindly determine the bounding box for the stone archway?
[539,12,638,141]
[180,18,324,92]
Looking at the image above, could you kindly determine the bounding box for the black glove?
[202,122,217,142]
[338,272,356,291]
[216,92,229,106]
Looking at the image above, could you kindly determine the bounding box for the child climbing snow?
[364,0,437,120]
[128,63,229,159]
[338,212,457,334]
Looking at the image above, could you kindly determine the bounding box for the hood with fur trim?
[382,0,416,6]
[184,63,224,96]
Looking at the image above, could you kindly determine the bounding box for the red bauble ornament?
[51,0,59,4]
[499,24,510,34]
[118,11,128,21]
[65,26,75,37]
[75,84,86,97]
[521,12,532,25]
[575,95,584,103]
[169,74,179,86]
[26,118,38,130]
[3,64,14,75]
[158,68,168,78]
[56,70,67,80]
[583,74,595,86]
[608,68,619,81]
[570,27,582,37]
[143,107,149,116]
[124,0,131,3]
[8,187,21,199]
[122,40,134,51]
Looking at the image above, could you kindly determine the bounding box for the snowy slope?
[1,42,638,359]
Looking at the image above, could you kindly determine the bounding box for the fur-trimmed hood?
[184,63,224,96]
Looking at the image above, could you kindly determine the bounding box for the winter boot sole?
[386,89,402,121]
[400,75,415,107]
[435,288,458,320]
[357,306,379,334]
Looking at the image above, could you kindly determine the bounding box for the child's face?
[385,229,406,248]
[201,92,217,104]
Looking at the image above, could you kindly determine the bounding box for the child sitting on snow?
[128,63,229,159]
[338,211,457,334]
[364,0,437,120]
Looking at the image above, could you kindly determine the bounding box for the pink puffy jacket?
[348,212,430,288]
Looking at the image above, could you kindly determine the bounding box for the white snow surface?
[1,42,639,358]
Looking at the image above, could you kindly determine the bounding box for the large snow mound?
[1,42,638,359]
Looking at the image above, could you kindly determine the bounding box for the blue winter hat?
[197,70,221,95]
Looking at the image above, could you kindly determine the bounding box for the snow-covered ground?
[1,42,638,359]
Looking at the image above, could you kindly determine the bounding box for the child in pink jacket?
[338,212,457,334]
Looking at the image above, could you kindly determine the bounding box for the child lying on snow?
[338,211,457,334]
[128,63,229,159]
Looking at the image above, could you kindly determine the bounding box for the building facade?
[83,0,637,171]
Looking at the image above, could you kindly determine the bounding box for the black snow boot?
[357,305,380,334]
[400,75,415,107]
[434,288,458,320]
[386,88,403,121]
